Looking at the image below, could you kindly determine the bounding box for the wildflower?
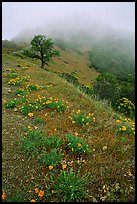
[77,109,81,114]
[68,116,72,119]
[28,126,31,129]
[93,148,95,152]
[78,143,82,148]
[2,193,6,200]
[86,123,89,126]
[38,190,44,197]
[72,148,74,151]
[72,121,75,124]
[4,100,7,103]
[49,97,52,100]
[82,118,84,122]
[74,132,78,136]
[35,188,39,193]
[116,120,121,123]
[49,165,53,170]
[46,100,51,104]
[62,164,67,169]
[14,108,17,112]
[54,128,57,132]
[121,126,126,131]
[92,117,96,122]
[66,106,69,109]
[51,190,54,194]
[31,199,36,202]
[103,146,107,151]
[28,112,33,117]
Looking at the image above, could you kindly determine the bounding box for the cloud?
[2,2,135,40]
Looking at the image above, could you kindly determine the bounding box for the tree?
[23,35,59,68]
[93,72,120,104]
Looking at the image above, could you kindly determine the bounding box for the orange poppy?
[38,190,44,197]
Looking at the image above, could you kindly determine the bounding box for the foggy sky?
[2,2,135,40]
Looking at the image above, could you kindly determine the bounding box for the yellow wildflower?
[77,109,81,114]
[28,112,33,117]
[116,120,121,123]
[82,118,84,122]
[30,199,36,202]
[49,97,52,100]
[78,143,82,148]
[62,164,67,169]
[38,190,44,197]
[74,132,78,136]
[14,108,17,112]
[35,188,39,193]
[92,117,96,122]
[49,165,53,170]
[86,123,89,126]
[72,121,75,124]
[72,148,74,151]
[28,126,31,129]
[121,126,126,131]
[2,193,6,200]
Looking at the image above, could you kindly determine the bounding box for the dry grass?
[2,50,135,202]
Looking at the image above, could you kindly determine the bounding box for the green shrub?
[15,89,26,96]
[60,72,79,85]
[54,168,90,202]
[44,135,62,151]
[66,133,91,156]
[38,148,63,168]
[19,130,46,157]
[115,97,135,118]
[69,111,95,126]
[4,99,18,108]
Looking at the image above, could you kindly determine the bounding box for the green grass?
[2,48,135,202]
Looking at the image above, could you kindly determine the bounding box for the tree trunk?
[41,60,44,68]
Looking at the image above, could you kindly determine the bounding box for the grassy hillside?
[2,50,135,202]
[3,41,99,86]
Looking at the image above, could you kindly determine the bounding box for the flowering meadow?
[2,52,135,202]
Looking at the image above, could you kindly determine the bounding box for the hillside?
[2,49,135,202]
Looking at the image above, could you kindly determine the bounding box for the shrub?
[66,133,91,156]
[69,111,95,126]
[4,99,18,108]
[19,130,46,157]
[38,148,63,168]
[54,168,90,202]
[60,72,79,85]
[115,97,135,118]
[17,64,21,67]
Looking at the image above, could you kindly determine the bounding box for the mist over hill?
[12,19,135,76]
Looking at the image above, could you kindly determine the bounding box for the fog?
[2,2,135,41]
